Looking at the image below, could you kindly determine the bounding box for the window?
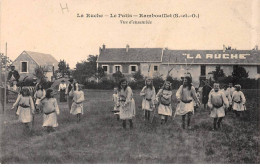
[201,65,206,76]
[257,65,260,74]
[115,66,120,72]
[129,65,138,73]
[154,65,158,72]
[102,65,108,73]
[21,62,28,73]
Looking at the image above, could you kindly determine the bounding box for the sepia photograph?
[0,0,259,164]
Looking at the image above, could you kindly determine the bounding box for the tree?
[132,70,144,81]
[34,66,47,83]
[212,66,226,81]
[232,66,249,79]
[112,71,124,83]
[72,55,104,84]
[95,66,105,81]
[58,60,70,77]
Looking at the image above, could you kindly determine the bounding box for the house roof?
[162,50,260,65]
[24,51,59,68]
[97,48,163,63]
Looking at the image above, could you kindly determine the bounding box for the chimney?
[223,45,226,52]
[102,44,106,50]
[126,44,130,52]
[99,47,102,53]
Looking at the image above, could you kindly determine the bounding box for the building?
[12,51,59,81]
[97,45,260,86]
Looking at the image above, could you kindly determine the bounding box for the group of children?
[112,77,246,131]
[11,79,85,133]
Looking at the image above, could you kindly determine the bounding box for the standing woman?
[34,84,46,113]
[11,88,35,132]
[202,79,212,109]
[140,77,156,121]
[156,81,172,124]
[58,80,67,102]
[69,83,85,122]
[118,79,136,129]
[176,76,200,129]
[66,78,74,111]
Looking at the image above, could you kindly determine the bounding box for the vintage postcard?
[0,0,259,164]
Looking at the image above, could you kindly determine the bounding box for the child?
[156,81,172,124]
[34,84,45,113]
[176,76,200,129]
[112,86,120,121]
[11,88,35,132]
[41,89,60,133]
[140,77,156,121]
[221,85,232,114]
[232,84,246,117]
[69,83,85,122]
[194,88,200,112]
[58,80,67,102]
[118,79,136,129]
[208,83,229,130]
[66,78,74,111]
[227,83,235,111]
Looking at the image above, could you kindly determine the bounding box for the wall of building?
[99,63,141,75]
[140,63,161,77]
[12,52,38,80]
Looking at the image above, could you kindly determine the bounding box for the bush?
[218,77,259,89]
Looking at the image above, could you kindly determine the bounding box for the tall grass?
[0,89,259,163]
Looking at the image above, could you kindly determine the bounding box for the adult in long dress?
[118,79,136,129]
[69,83,85,122]
[58,80,67,102]
[202,79,212,109]
[66,78,74,111]
[176,76,200,129]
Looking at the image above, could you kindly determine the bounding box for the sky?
[0,0,259,68]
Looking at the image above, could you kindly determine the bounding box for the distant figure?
[58,80,67,102]
[34,84,46,113]
[202,79,212,109]
[221,85,232,114]
[176,76,200,129]
[208,83,229,131]
[41,89,60,133]
[227,83,235,111]
[7,65,20,88]
[140,77,156,121]
[232,84,246,117]
[66,78,74,111]
[156,81,172,124]
[11,88,35,132]
[112,86,120,121]
[118,79,136,129]
[194,88,200,112]
[69,83,85,122]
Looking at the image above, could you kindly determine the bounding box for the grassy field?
[0,89,259,163]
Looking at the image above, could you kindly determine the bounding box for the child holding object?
[112,86,120,121]
[11,88,35,132]
[69,83,85,122]
[34,84,45,113]
[156,81,172,124]
[232,84,246,117]
[175,76,200,129]
[41,89,60,133]
[140,77,156,121]
[208,83,229,130]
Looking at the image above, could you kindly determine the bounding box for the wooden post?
[4,42,7,114]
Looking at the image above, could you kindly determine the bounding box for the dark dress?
[202,85,212,104]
